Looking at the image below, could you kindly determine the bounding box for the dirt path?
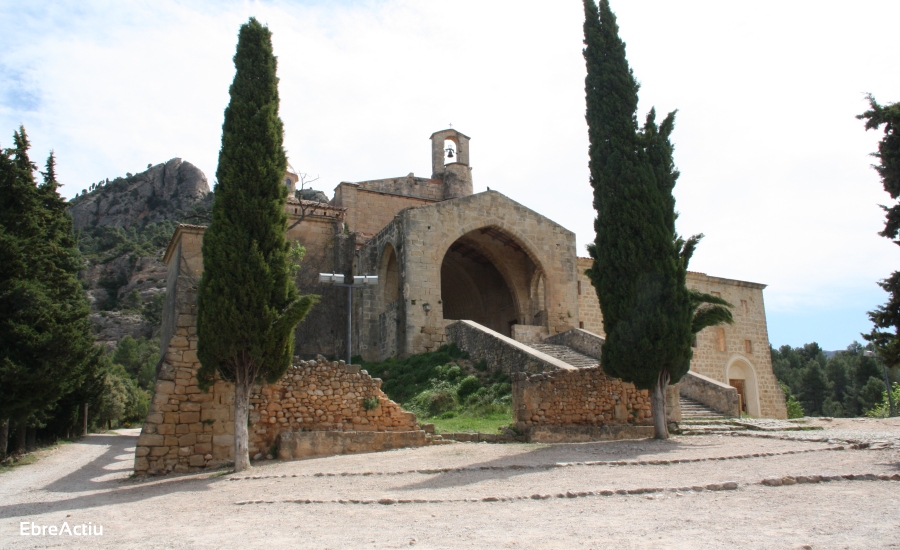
[1,422,899,549]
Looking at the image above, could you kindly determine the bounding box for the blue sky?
[2,0,899,351]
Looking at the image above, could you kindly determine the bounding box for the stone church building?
[170,129,787,419]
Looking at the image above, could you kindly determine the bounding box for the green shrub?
[457,375,480,400]
[362,397,380,410]
[866,382,900,418]
[781,382,804,419]
[406,380,458,416]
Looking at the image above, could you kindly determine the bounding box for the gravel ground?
[1,418,898,549]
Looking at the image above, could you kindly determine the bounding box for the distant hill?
[68,159,213,347]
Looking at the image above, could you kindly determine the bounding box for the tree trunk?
[15,424,26,454]
[233,368,252,473]
[651,371,670,440]
[0,419,8,460]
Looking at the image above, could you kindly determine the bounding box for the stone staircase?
[528,343,599,369]
[679,396,744,434]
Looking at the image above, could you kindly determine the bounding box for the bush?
[362,397,380,410]
[780,382,804,419]
[457,376,480,400]
[866,382,900,418]
[406,380,458,416]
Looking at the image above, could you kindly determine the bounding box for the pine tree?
[859,96,900,370]
[197,18,317,472]
[0,129,99,457]
[583,0,729,438]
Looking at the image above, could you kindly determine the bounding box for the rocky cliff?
[69,159,213,347]
[69,158,210,231]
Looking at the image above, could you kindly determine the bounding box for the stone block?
[193,443,212,455]
[213,434,234,447]
[137,434,164,447]
[178,433,197,446]
[150,446,169,457]
[189,454,206,467]
[180,412,200,424]
[134,457,149,471]
[135,446,150,457]
[157,424,174,436]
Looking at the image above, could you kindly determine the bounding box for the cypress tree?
[858,95,900,370]
[197,18,317,472]
[583,0,730,437]
[0,129,99,457]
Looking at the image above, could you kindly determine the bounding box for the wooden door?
[729,379,746,413]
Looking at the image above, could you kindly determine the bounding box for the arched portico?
[725,355,761,417]
[440,226,541,336]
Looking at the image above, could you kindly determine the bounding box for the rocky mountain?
[69,159,213,347]
[69,158,210,231]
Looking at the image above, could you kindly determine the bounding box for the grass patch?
[360,344,514,434]
[429,410,513,434]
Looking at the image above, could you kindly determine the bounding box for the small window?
[579,321,584,329]
[691,335,698,348]
[741,299,748,315]
[744,339,752,354]
[715,328,726,351]
[577,281,581,295]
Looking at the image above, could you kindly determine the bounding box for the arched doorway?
[378,244,401,358]
[440,227,543,337]
[727,358,761,417]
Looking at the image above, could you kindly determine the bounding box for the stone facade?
[355,190,579,360]
[575,258,786,419]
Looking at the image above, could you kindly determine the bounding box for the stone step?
[679,396,728,419]
[528,343,599,369]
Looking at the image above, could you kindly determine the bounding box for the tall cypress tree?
[583,0,729,437]
[859,95,900,371]
[197,18,317,472]
[0,129,99,457]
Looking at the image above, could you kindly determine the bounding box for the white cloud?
[2,0,899,348]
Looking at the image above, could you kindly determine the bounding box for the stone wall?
[446,320,575,375]
[512,366,681,440]
[248,358,419,453]
[333,182,439,238]
[512,366,653,430]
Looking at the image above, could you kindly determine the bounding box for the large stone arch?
[725,355,761,417]
[401,191,578,354]
[440,228,524,336]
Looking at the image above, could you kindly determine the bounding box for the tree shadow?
[0,432,222,520]
[395,437,703,491]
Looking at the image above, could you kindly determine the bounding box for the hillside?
[68,158,213,346]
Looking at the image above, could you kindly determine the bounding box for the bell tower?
[430,129,473,200]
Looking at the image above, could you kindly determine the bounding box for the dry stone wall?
[249,358,418,442]
[513,366,653,429]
